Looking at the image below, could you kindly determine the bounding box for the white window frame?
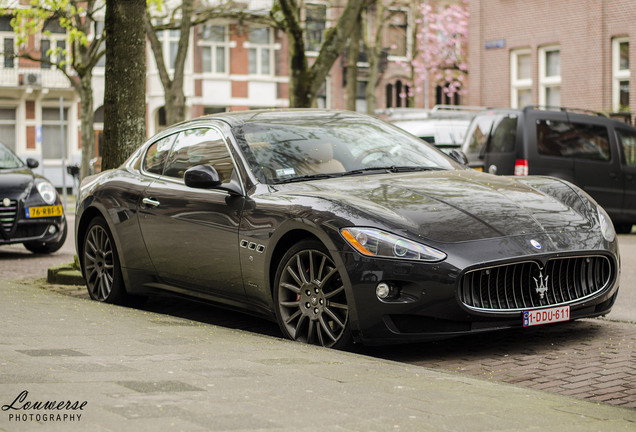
[510,49,532,108]
[386,8,410,61]
[612,37,630,112]
[304,2,328,56]
[245,27,279,77]
[156,24,181,73]
[40,32,69,70]
[0,32,16,69]
[538,45,561,107]
[198,24,232,76]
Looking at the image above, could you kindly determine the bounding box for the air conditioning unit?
[24,72,42,87]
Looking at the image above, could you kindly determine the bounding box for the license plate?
[26,205,64,218]
[523,305,570,327]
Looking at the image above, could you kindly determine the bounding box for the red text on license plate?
[523,305,570,327]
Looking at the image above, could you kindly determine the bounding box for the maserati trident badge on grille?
[533,271,549,299]
[2,198,10,207]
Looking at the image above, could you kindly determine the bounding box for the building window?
[41,107,69,159]
[539,46,561,107]
[41,20,67,70]
[1,16,15,69]
[156,25,180,71]
[511,49,532,108]
[0,108,16,151]
[199,24,228,74]
[305,4,326,53]
[386,10,408,58]
[386,83,393,108]
[247,27,274,76]
[613,37,630,112]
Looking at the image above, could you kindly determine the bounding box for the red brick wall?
[467,0,636,114]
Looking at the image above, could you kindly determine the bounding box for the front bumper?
[0,215,67,245]
[336,234,620,345]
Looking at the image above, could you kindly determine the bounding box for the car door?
[138,127,245,301]
[616,126,636,222]
[482,114,519,175]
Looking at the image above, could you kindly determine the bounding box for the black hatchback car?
[461,106,636,233]
[0,142,67,253]
[75,109,620,348]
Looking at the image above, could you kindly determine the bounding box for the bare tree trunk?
[145,0,192,126]
[78,73,95,179]
[102,0,147,171]
[345,14,361,112]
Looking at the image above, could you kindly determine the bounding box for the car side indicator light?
[514,159,529,176]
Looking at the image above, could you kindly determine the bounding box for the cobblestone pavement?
[363,318,636,409]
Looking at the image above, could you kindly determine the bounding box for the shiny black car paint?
[0,165,66,248]
[75,110,620,345]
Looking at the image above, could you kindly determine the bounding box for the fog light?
[48,225,57,235]
[376,282,398,300]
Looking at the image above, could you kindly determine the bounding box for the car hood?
[275,170,596,243]
[0,168,35,198]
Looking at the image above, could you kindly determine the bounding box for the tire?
[273,239,352,349]
[23,219,68,254]
[82,216,128,304]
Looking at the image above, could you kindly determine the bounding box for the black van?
[461,106,636,233]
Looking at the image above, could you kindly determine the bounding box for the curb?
[47,262,84,285]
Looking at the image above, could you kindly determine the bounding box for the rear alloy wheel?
[274,240,351,349]
[83,217,126,304]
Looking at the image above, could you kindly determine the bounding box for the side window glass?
[536,120,611,161]
[163,128,235,182]
[465,116,495,154]
[617,128,636,167]
[487,115,517,153]
[143,134,176,175]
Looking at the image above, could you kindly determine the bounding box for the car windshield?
[0,143,25,169]
[233,112,458,184]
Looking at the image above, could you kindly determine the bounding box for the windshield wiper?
[275,173,342,184]
[342,166,445,176]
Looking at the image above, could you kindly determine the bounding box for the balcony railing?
[0,66,72,89]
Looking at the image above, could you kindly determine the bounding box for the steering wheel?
[352,148,385,169]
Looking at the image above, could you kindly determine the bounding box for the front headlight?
[597,206,615,242]
[36,181,57,205]
[341,228,446,262]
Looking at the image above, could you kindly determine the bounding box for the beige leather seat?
[303,142,345,174]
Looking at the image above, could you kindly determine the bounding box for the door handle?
[142,197,160,207]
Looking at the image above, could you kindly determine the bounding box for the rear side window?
[143,134,176,175]
[487,115,517,153]
[464,115,496,154]
[617,128,636,167]
[536,120,611,161]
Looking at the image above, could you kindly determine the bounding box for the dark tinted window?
[487,115,517,153]
[617,128,636,167]
[536,120,611,161]
[464,115,496,155]
[143,134,176,175]
[163,128,234,182]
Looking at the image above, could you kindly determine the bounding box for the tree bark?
[102,0,147,171]
[345,14,361,112]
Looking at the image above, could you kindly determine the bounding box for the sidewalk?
[1,279,635,432]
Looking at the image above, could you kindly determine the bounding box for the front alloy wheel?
[274,240,350,348]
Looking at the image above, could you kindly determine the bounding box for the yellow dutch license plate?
[26,205,64,218]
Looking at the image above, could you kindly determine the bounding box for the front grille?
[0,199,18,232]
[459,255,613,312]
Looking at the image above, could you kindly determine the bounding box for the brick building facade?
[466,0,635,121]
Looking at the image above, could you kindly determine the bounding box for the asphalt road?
[1,214,635,408]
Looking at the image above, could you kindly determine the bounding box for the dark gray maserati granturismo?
[75,109,620,348]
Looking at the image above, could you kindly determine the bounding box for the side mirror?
[448,149,468,166]
[184,164,243,196]
[184,164,222,189]
[26,158,39,169]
